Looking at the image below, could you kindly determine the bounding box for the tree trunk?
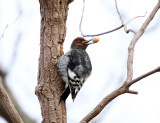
[35,0,71,122]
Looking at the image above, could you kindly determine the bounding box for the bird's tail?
[59,86,70,104]
[70,87,77,101]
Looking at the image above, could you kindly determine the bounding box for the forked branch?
[80,0,160,122]
[80,66,160,123]
[79,0,146,37]
[79,0,125,37]
[115,0,147,34]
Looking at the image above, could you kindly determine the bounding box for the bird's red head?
[71,37,99,50]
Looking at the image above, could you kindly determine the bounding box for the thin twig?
[115,0,124,25]
[125,12,147,25]
[0,17,19,40]
[0,25,8,40]
[79,0,85,36]
[82,25,123,37]
[9,33,22,70]
[114,0,135,33]
[115,0,147,34]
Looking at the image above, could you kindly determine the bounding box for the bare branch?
[80,0,160,122]
[82,25,124,37]
[114,0,136,33]
[114,0,125,27]
[125,12,147,26]
[80,87,126,123]
[79,0,146,37]
[126,0,160,82]
[79,0,124,37]
[79,0,85,36]
[9,33,22,70]
[0,81,24,123]
[127,66,160,86]
[0,25,8,40]
[0,18,19,40]
[115,0,147,34]
[81,65,160,122]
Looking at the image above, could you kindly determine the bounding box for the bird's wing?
[67,50,87,100]
[57,52,70,85]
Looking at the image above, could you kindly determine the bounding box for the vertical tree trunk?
[35,0,71,122]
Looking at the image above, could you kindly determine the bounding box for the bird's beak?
[85,38,100,45]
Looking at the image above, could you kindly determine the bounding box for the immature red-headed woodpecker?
[57,37,99,103]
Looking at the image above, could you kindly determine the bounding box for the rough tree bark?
[35,0,72,122]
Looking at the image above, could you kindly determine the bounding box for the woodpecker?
[57,37,99,103]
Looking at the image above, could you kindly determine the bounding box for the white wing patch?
[68,68,76,80]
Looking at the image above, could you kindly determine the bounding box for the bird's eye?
[79,39,83,42]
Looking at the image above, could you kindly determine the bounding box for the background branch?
[80,0,146,37]
[0,25,36,123]
[81,66,160,122]
[0,80,24,123]
[126,0,160,82]
[79,0,124,37]
[80,0,160,122]
[115,0,136,34]
[127,66,160,86]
